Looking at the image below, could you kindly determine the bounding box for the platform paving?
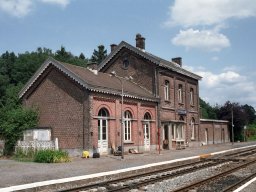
[0,141,256,189]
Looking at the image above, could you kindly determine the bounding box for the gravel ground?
[0,142,256,188]
[241,179,256,192]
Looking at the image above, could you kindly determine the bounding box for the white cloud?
[185,66,256,108]
[0,0,70,17]
[40,0,70,7]
[172,28,230,52]
[165,0,256,27]
[211,56,219,61]
[0,0,33,17]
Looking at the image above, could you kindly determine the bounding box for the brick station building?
[19,34,230,155]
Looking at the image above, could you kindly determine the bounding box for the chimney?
[135,33,145,50]
[172,57,182,67]
[110,44,117,52]
[87,62,98,70]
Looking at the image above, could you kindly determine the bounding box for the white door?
[205,129,208,145]
[98,118,108,154]
[144,122,150,151]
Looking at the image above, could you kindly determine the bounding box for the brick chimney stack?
[110,44,117,52]
[172,57,182,67]
[135,33,145,50]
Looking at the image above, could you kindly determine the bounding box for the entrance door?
[98,118,108,154]
[144,122,150,151]
[205,128,208,145]
[98,108,109,154]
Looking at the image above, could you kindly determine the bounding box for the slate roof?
[98,41,202,80]
[19,57,158,102]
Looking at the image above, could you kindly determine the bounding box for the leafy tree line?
[0,45,107,155]
[200,99,256,141]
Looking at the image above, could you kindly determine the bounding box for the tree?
[216,101,247,141]
[0,107,38,155]
[199,98,217,119]
[91,45,107,64]
[79,53,85,60]
[242,104,256,124]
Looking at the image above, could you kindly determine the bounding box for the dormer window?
[164,80,170,101]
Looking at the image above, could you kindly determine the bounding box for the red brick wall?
[100,49,156,94]
[23,67,88,149]
[158,70,200,143]
[91,93,157,152]
[200,120,230,145]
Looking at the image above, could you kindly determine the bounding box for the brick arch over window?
[96,104,112,117]
[123,107,135,118]
[144,112,152,120]
[98,107,109,117]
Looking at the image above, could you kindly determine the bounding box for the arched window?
[164,80,170,101]
[191,118,195,140]
[124,110,132,141]
[98,108,109,142]
[190,88,194,105]
[178,84,183,103]
[144,112,151,120]
[98,108,109,117]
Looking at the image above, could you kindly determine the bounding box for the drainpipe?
[197,83,200,147]
[155,67,161,154]
[82,98,85,149]
[212,121,215,144]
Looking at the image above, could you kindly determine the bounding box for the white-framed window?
[164,80,170,101]
[98,108,109,141]
[190,88,194,105]
[178,84,183,103]
[191,118,195,140]
[124,110,132,141]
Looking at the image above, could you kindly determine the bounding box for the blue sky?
[0,0,256,109]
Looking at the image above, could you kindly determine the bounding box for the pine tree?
[91,45,107,64]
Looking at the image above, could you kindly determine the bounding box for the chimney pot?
[135,33,145,50]
[110,44,117,52]
[172,57,182,67]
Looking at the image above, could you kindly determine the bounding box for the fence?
[16,138,59,151]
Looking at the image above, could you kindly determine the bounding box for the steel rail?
[172,159,256,192]
[221,171,256,192]
[106,161,225,192]
[57,159,213,192]
[57,147,256,192]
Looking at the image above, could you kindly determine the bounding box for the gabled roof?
[98,41,202,80]
[19,57,158,102]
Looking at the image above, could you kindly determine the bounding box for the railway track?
[173,159,256,192]
[58,146,256,192]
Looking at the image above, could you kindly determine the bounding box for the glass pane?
[98,120,100,140]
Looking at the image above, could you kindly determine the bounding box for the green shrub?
[0,107,38,155]
[34,149,71,163]
[14,147,36,161]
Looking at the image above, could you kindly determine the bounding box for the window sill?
[124,141,134,144]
